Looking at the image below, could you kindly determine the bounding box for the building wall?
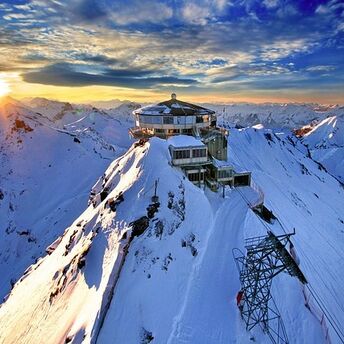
[206,135,228,161]
[233,173,251,186]
[169,146,208,166]
[137,114,211,131]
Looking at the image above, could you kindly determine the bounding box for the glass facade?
[188,172,205,182]
[140,115,162,124]
[218,169,232,179]
[163,116,174,124]
[174,150,191,159]
[192,148,207,158]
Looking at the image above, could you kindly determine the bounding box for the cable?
[228,134,344,343]
[306,284,344,343]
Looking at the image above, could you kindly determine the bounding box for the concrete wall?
[206,135,227,161]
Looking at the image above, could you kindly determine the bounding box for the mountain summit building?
[130,93,216,139]
[130,94,250,189]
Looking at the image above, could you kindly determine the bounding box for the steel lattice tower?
[233,231,307,344]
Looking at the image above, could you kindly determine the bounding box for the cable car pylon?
[233,230,307,344]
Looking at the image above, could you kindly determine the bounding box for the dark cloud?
[22,52,50,62]
[22,62,198,88]
[72,0,108,22]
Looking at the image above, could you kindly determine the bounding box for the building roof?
[212,158,232,169]
[168,135,205,148]
[134,94,215,116]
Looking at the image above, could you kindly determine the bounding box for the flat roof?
[213,158,232,169]
[168,135,205,148]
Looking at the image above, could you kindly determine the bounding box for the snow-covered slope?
[208,103,344,129]
[0,97,133,300]
[1,129,343,344]
[22,97,75,120]
[300,115,344,183]
[89,99,140,110]
[97,130,344,344]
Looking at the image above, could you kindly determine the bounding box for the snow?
[0,97,134,301]
[95,128,343,343]
[168,135,205,148]
[208,102,344,129]
[302,115,344,182]
[0,98,344,344]
[212,158,232,168]
[134,104,170,115]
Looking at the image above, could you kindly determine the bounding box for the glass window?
[188,172,204,182]
[151,116,162,124]
[192,148,207,158]
[218,169,232,179]
[175,116,184,124]
[163,116,174,124]
[174,150,190,159]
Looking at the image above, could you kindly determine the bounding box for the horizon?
[4,94,343,107]
[0,0,344,104]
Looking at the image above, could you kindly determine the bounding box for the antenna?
[151,179,159,203]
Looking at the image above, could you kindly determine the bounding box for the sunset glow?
[0,79,10,98]
[0,0,343,104]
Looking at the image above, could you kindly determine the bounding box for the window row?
[140,115,162,124]
[139,115,209,125]
[192,149,207,158]
[218,170,232,179]
[173,148,207,160]
[188,172,205,182]
[173,150,190,159]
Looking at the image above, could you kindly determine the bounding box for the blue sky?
[0,0,343,103]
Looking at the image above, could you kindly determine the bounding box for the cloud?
[260,39,318,61]
[22,62,198,89]
[72,0,107,21]
[263,0,278,9]
[0,0,343,100]
[110,1,173,25]
[181,0,230,25]
[182,3,211,25]
[74,53,118,65]
[306,65,336,72]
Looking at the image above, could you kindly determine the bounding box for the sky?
[0,0,343,104]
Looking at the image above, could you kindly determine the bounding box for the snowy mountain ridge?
[1,125,343,343]
[0,96,134,301]
[211,102,344,129]
[0,96,343,343]
[297,114,344,183]
[18,96,344,129]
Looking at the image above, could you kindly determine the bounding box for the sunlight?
[0,78,10,97]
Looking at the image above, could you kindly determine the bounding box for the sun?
[0,78,10,97]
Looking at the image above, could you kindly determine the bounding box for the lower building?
[168,135,251,190]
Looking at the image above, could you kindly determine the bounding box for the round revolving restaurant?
[130,93,216,139]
